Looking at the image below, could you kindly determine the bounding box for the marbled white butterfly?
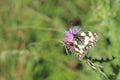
[63,27,100,59]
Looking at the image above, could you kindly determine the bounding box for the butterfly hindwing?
[73,40,87,59]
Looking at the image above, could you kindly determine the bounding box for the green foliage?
[0,0,120,80]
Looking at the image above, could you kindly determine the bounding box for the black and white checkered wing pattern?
[73,31,100,59]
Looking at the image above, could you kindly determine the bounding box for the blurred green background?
[0,0,120,80]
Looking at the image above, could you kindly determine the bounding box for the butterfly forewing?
[73,31,100,59]
[82,31,100,49]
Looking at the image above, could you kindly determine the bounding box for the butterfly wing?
[73,40,87,59]
[73,31,100,59]
[81,31,100,49]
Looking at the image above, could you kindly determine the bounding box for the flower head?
[63,27,81,49]
[63,27,81,42]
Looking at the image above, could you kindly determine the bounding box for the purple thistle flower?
[63,27,81,50]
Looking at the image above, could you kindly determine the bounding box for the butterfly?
[63,28,100,59]
[73,31,100,59]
